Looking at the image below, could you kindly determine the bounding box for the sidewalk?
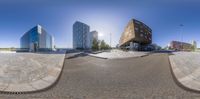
[0,51,16,53]
[169,52,200,91]
[0,51,65,93]
[88,49,149,59]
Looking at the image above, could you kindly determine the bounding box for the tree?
[191,45,196,52]
[100,40,110,50]
[163,46,169,50]
[92,38,99,51]
[100,40,105,50]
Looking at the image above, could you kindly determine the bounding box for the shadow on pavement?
[66,52,88,59]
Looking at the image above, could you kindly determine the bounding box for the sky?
[0,0,200,48]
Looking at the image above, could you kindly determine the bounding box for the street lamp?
[179,24,184,51]
[110,33,112,49]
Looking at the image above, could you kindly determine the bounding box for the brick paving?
[0,52,65,92]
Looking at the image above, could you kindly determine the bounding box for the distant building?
[192,40,197,49]
[119,19,152,51]
[20,25,54,52]
[73,21,90,49]
[89,31,98,47]
[169,41,193,51]
[73,21,98,49]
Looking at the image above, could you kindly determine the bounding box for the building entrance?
[30,42,38,52]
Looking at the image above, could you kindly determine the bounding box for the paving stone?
[0,83,9,91]
[0,51,65,92]
[169,52,200,91]
[4,83,34,92]
[29,80,51,90]
[42,75,57,84]
[88,49,149,59]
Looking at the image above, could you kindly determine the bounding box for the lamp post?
[180,24,184,51]
[110,33,112,49]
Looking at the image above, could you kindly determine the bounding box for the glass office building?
[73,21,90,49]
[20,25,54,52]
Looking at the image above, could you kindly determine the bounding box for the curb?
[87,53,149,60]
[168,54,200,93]
[87,54,108,59]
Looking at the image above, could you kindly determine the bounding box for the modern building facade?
[89,31,98,48]
[73,21,90,49]
[20,25,54,52]
[119,19,152,50]
[169,41,193,51]
[73,21,99,49]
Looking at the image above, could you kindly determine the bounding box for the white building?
[89,31,98,48]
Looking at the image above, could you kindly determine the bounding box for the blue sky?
[0,0,200,48]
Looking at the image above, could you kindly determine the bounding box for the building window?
[129,30,132,33]
[135,27,139,31]
[135,20,141,24]
[140,34,143,37]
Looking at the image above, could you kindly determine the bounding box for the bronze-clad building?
[119,19,152,50]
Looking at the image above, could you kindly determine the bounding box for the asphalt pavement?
[0,53,200,99]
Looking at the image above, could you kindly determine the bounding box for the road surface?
[0,53,200,99]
